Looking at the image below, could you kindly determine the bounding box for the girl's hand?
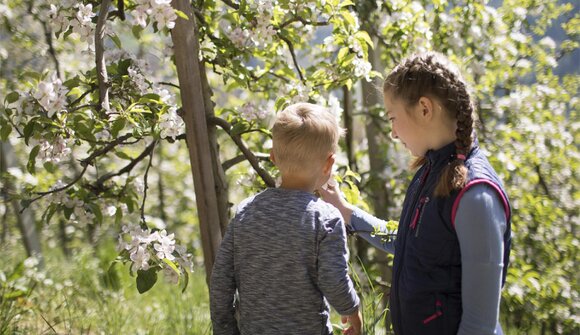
[318,183,354,225]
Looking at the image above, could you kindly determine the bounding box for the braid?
[384,52,475,197]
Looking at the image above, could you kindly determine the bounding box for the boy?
[210,102,362,335]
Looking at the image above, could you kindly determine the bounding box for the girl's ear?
[417,96,435,122]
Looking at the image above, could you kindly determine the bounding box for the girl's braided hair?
[384,52,475,197]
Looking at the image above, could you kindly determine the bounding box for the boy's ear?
[269,150,276,165]
[323,154,335,174]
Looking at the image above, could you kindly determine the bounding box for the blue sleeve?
[209,220,240,335]
[317,216,360,315]
[455,184,507,335]
[349,207,396,254]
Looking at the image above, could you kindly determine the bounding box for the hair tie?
[456,154,466,161]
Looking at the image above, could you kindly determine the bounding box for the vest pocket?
[422,298,443,324]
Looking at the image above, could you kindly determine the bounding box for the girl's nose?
[390,128,398,140]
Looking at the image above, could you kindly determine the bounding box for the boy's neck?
[279,176,317,193]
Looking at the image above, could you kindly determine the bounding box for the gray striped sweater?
[210,188,360,335]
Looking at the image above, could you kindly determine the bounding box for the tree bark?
[170,0,223,282]
[0,141,43,267]
[361,40,393,329]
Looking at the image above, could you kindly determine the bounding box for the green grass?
[1,240,212,335]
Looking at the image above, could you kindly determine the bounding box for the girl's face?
[384,93,428,157]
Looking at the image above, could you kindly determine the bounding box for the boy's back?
[210,187,359,335]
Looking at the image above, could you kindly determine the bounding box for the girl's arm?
[455,184,507,335]
[318,184,396,254]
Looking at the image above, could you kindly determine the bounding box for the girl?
[320,52,511,335]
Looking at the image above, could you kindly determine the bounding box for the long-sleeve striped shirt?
[210,188,360,335]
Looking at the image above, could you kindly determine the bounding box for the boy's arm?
[317,215,360,316]
[209,221,240,335]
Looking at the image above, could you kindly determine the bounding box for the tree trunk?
[361,41,393,329]
[0,141,43,267]
[170,0,224,282]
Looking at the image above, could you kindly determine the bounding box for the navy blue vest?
[389,141,511,335]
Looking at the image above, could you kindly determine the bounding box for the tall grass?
[0,240,211,335]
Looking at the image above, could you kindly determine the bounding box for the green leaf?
[115,206,123,225]
[0,123,12,141]
[44,162,56,173]
[132,25,143,39]
[27,145,40,174]
[110,34,122,49]
[274,97,288,112]
[103,262,121,291]
[23,122,35,145]
[5,92,19,104]
[355,31,374,49]
[163,259,180,275]
[231,121,249,136]
[181,270,189,293]
[91,204,103,225]
[114,150,132,160]
[136,268,158,294]
[174,9,189,20]
[63,206,74,220]
[111,118,126,138]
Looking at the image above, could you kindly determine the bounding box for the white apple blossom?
[200,38,217,61]
[539,37,556,49]
[228,27,251,48]
[154,230,176,260]
[37,136,72,164]
[352,57,372,81]
[130,246,151,272]
[33,73,68,117]
[158,107,185,140]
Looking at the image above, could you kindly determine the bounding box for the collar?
[424,136,480,166]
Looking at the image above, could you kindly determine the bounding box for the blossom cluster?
[37,136,72,164]
[47,3,98,50]
[131,0,177,30]
[33,73,69,118]
[238,102,272,121]
[117,224,193,284]
[158,107,185,140]
[226,0,278,49]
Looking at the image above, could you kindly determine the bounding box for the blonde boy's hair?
[272,103,344,176]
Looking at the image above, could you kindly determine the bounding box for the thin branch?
[93,140,157,190]
[277,34,305,82]
[209,116,276,187]
[535,165,553,200]
[140,140,157,223]
[70,86,98,106]
[41,22,61,79]
[80,133,133,167]
[158,81,180,89]
[95,0,112,112]
[221,0,240,10]
[278,16,329,30]
[222,152,270,171]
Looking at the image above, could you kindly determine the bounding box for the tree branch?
[95,0,112,112]
[41,22,61,79]
[222,152,270,171]
[140,140,157,223]
[93,140,157,190]
[277,34,305,82]
[220,0,239,10]
[209,116,276,187]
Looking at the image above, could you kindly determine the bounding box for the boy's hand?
[341,311,362,335]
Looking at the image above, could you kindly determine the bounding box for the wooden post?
[170,0,223,281]
[0,141,43,267]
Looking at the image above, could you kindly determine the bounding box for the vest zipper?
[414,197,430,237]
